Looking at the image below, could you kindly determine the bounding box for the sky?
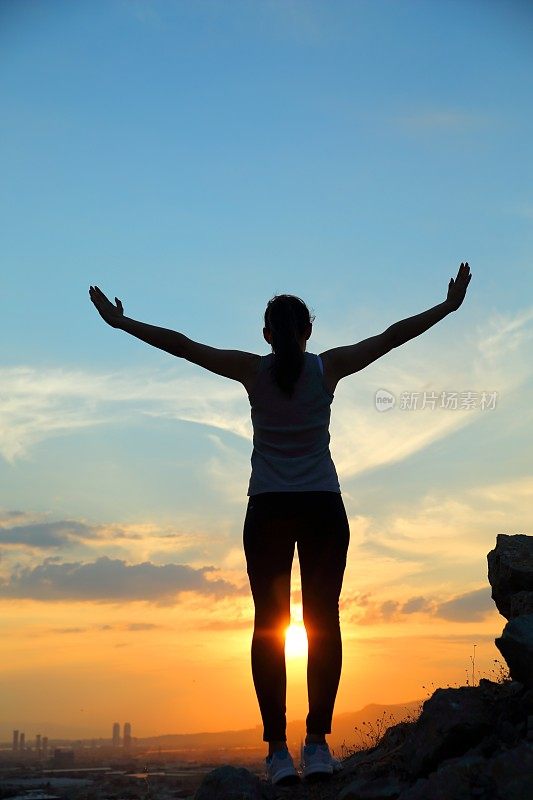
[1,0,532,743]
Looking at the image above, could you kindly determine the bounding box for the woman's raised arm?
[89,285,260,386]
[89,284,185,355]
[390,262,472,347]
[320,262,472,386]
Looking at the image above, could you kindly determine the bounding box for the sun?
[284,623,308,658]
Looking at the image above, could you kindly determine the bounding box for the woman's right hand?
[446,262,472,311]
[89,285,125,328]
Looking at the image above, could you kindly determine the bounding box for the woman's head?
[263,294,315,398]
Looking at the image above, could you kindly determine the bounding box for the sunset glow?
[1,0,530,744]
[285,623,308,659]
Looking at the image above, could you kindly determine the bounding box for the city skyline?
[9,721,133,750]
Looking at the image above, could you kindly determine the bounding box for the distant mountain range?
[134,698,424,754]
[1,699,425,753]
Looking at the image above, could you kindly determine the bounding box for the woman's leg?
[243,494,297,747]
[297,492,350,738]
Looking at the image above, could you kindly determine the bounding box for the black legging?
[243,490,350,742]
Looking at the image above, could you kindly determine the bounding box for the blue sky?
[1,0,532,737]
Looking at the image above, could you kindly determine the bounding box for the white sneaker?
[265,746,301,786]
[302,742,343,779]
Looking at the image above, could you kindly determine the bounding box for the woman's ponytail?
[264,294,314,398]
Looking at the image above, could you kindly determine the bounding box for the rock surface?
[495,613,533,689]
[487,533,533,620]
[194,534,533,799]
[194,764,266,799]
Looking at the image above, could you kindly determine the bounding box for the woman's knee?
[302,601,341,632]
[254,605,291,633]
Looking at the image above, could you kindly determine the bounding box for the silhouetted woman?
[89,263,472,786]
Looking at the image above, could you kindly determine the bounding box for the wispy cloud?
[195,617,252,631]
[0,555,244,606]
[349,480,530,579]
[468,475,533,507]
[0,365,250,463]
[341,584,496,626]
[0,512,204,564]
[330,305,532,480]
[48,622,166,634]
[330,470,531,628]
[435,586,494,622]
[0,519,97,550]
[476,306,533,365]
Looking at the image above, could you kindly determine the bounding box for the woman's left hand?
[445,262,472,312]
[89,285,125,328]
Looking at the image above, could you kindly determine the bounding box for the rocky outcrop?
[194,765,265,799]
[336,678,533,799]
[487,533,533,619]
[489,534,533,690]
[194,534,533,799]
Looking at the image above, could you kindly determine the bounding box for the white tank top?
[246,351,341,496]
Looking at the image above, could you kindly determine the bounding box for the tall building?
[123,722,131,749]
[112,722,120,747]
[12,730,19,752]
[19,732,25,751]
[42,736,49,757]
